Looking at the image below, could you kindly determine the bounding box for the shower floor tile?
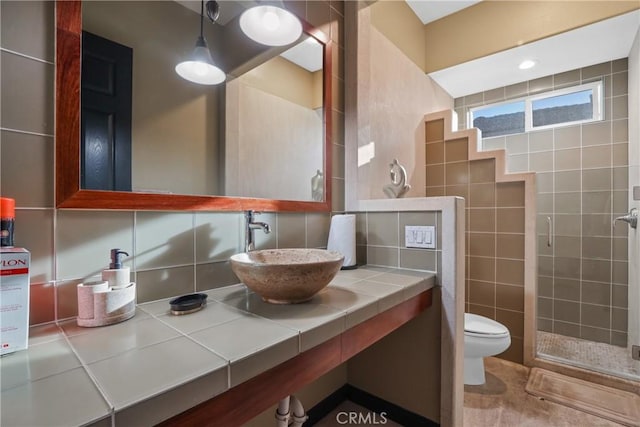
[538,331,640,380]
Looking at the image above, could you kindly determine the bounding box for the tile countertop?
[0,267,435,427]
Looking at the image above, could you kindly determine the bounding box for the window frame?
[467,80,604,137]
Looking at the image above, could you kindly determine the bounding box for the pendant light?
[175,0,225,85]
[239,1,302,47]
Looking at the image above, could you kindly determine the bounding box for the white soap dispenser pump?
[102,248,130,289]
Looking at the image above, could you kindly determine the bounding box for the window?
[469,81,603,137]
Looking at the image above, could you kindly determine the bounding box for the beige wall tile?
[581,303,610,329]
[195,261,239,291]
[554,278,580,301]
[496,309,524,338]
[469,183,495,208]
[529,151,553,172]
[554,256,580,280]
[331,177,345,212]
[136,265,194,303]
[611,95,628,120]
[399,248,437,271]
[554,148,581,171]
[612,142,629,166]
[14,209,54,282]
[582,236,611,259]
[469,232,495,258]
[56,211,134,281]
[483,87,504,103]
[426,164,444,186]
[496,182,525,207]
[470,158,495,183]
[496,208,524,233]
[554,125,581,149]
[554,214,581,237]
[582,61,611,80]
[426,186,444,197]
[307,212,331,248]
[612,167,628,190]
[367,246,398,268]
[332,143,345,179]
[582,259,611,283]
[277,213,306,248]
[468,303,495,320]
[496,284,524,312]
[506,81,528,98]
[582,214,610,237]
[538,255,553,277]
[195,212,242,263]
[538,296,552,318]
[554,236,581,258]
[612,237,628,261]
[496,258,524,286]
[581,281,611,306]
[507,154,529,173]
[582,191,611,214]
[536,173,553,193]
[612,71,628,96]
[469,208,495,233]
[529,75,553,94]
[445,161,469,185]
[582,169,612,191]
[612,119,628,143]
[554,192,581,214]
[553,170,580,192]
[611,331,627,347]
[581,121,611,147]
[582,145,611,169]
[554,321,580,339]
[1,131,53,207]
[505,133,528,155]
[367,212,398,246]
[0,1,55,61]
[468,280,495,307]
[469,256,495,282]
[445,138,468,162]
[612,58,627,73]
[554,300,580,323]
[135,212,194,270]
[1,51,54,134]
[580,325,609,344]
[553,69,580,88]
[612,260,628,285]
[444,184,469,200]
[483,136,505,151]
[612,308,628,332]
[56,279,83,320]
[529,130,553,152]
[426,141,444,165]
[29,282,55,325]
[425,118,444,142]
[496,233,524,259]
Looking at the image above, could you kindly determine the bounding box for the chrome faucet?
[244,210,271,252]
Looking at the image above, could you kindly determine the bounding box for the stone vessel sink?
[230,249,344,304]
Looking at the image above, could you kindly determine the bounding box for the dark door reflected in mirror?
[55,0,332,211]
[82,1,325,202]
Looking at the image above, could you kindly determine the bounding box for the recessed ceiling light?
[519,60,536,70]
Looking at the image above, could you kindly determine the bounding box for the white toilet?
[464,313,511,385]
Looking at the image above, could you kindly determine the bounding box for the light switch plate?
[633,186,640,201]
[404,226,436,249]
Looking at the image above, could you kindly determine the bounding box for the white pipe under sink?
[275,395,308,427]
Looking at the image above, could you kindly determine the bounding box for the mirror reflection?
[81,1,325,202]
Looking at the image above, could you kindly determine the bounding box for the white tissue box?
[1,247,30,355]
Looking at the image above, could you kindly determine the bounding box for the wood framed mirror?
[55,0,332,212]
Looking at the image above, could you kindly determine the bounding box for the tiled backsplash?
[455,59,630,347]
[353,210,442,279]
[0,1,345,326]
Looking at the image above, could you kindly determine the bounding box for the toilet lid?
[464,313,509,336]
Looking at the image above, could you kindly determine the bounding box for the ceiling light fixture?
[175,0,225,85]
[518,59,536,70]
[239,1,302,47]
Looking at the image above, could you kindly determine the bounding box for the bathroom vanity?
[0,267,435,426]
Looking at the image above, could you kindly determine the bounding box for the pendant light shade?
[176,0,225,85]
[240,4,302,47]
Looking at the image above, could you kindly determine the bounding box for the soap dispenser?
[102,249,130,289]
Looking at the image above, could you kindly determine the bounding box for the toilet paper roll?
[327,214,356,267]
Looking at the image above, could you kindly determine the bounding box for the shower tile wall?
[0,0,345,325]
[455,59,629,346]
[425,119,527,364]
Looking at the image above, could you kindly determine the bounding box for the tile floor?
[538,331,640,381]
[313,357,628,426]
[464,357,626,426]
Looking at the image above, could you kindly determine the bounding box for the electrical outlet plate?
[404,225,436,249]
[632,345,640,361]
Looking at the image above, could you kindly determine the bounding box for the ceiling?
[427,10,640,98]
[406,0,481,24]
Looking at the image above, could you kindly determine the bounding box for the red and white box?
[1,247,30,355]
